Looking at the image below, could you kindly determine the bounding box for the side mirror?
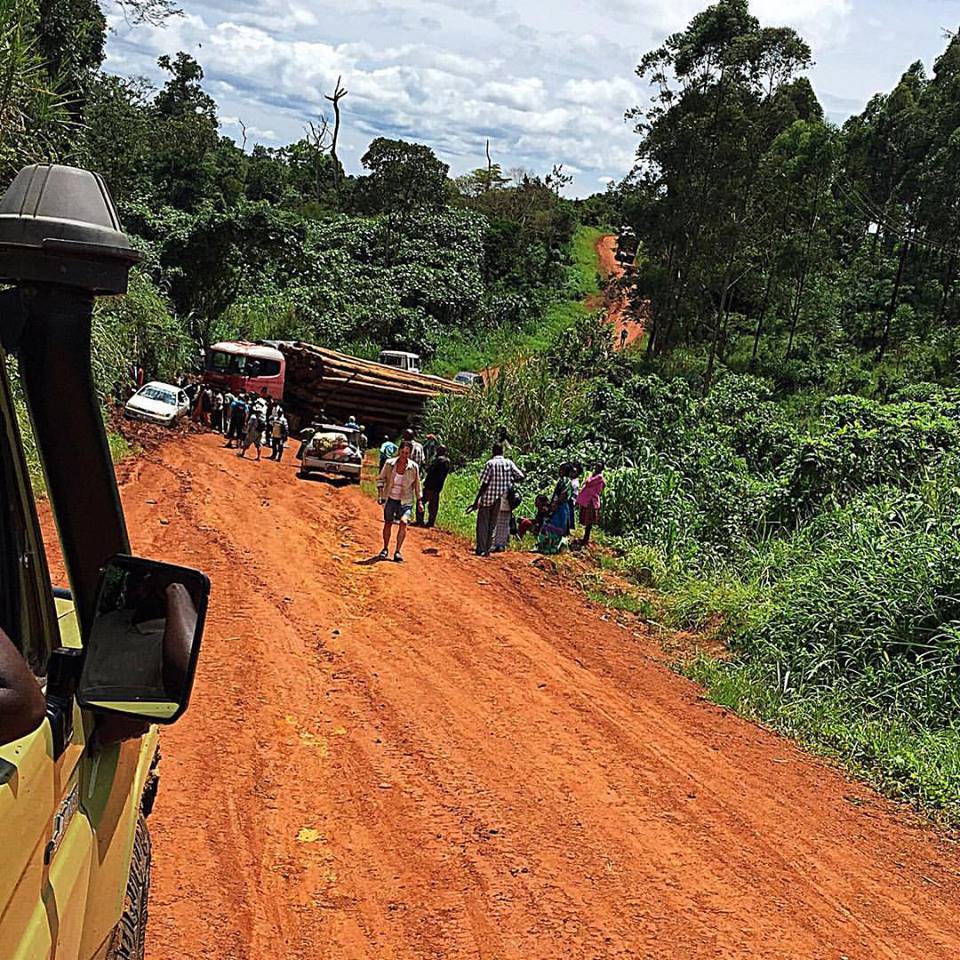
[77,555,209,723]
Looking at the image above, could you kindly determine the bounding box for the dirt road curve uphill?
[41,433,960,959]
[594,235,644,349]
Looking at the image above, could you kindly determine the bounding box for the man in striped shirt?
[470,443,524,557]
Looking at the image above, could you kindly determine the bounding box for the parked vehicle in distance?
[203,340,285,400]
[124,381,191,426]
[615,226,638,267]
[299,424,364,482]
[453,371,484,388]
[378,350,421,374]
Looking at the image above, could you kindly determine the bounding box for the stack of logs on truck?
[279,341,466,437]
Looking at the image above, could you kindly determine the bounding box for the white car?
[124,381,191,426]
[299,424,363,482]
[454,371,484,388]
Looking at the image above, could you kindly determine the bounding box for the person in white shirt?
[376,440,422,562]
[469,442,524,557]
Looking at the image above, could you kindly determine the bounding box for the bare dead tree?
[324,76,348,211]
[304,116,332,203]
[485,138,493,193]
[114,0,183,26]
[238,119,249,153]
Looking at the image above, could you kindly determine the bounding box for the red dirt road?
[55,433,960,958]
[594,235,644,350]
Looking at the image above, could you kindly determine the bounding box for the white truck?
[377,350,421,374]
[298,424,364,483]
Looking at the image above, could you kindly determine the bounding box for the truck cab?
[615,226,638,267]
[0,164,208,960]
[377,350,421,374]
[203,340,285,400]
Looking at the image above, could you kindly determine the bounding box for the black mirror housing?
[0,164,140,294]
[77,555,208,724]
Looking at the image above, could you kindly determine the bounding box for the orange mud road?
[594,235,644,350]
[68,434,960,958]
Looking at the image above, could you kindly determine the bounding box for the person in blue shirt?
[224,394,248,449]
[379,437,399,470]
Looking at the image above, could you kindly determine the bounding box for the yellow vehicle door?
[0,354,94,960]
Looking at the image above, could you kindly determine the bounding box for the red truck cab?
[203,341,285,400]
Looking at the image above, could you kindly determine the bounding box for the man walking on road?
[237,408,262,461]
[377,440,422,562]
[470,442,523,557]
[225,394,248,448]
[421,444,451,528]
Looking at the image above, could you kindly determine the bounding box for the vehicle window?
[207,350,233,373]
[0,362,54,676]
[140,387,176,405]
[178,392,188,405]
[252,359,281,378]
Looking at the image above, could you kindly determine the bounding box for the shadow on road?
[297,473,356,488]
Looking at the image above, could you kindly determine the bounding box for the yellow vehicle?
[0,164,209,959]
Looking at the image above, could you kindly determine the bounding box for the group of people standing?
[376,427,606,562]
[534,461,605,554]
[472,447,606,557]
[192,386,289,462]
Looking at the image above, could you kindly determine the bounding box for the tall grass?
[425,355,588,465]
[661,457,960,816]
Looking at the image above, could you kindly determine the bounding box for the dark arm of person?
[0,628,46,745]
[161,583,198,697]
[471,465,491,510]
[471,479,488,511]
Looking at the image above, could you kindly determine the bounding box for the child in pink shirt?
[575,463,605,547]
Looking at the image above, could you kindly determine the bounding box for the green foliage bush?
[92,270,195,399]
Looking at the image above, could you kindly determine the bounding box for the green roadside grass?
[597,538,960,823]
[432,469,478,539]
[686,655,960,818]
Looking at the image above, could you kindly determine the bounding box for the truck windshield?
[208,350,280,378]
[0,361,53,676]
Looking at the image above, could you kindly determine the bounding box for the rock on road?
[66,433,960,958]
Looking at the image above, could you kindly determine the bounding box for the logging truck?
[203,340,465,437]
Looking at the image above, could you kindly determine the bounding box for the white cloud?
[102,0,937,197]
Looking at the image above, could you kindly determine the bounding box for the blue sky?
[103,0,958,197]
